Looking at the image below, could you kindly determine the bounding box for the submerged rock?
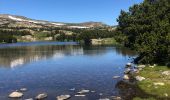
[77,90,90,94]
[57,95,71,100]
[20,88,27,92]
[69,88,75,91]
[9,91,23,98]
[35,93,47,100]
[135,76,145,81]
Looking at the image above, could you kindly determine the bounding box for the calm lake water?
[0,42,136,100]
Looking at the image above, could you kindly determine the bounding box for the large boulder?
[9,91,23,98]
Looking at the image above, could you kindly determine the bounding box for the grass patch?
[135,66,170,99]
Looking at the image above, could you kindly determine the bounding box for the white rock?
[137,65,146,68]
[126,63,132,67]
[162,71,170,76]
[77,90,90,94]
[153,82,165,86]
[9,91,23,98]
[69,88,75,91]
[135,76,145,81]
[124,68,131,74]
[164,93,168,97]
[20,88,27,92]
[99,98,110,100]
[57,95,71,100]
[25,98,33,100]
[113,76,120,79]
[75,94,86,97]
[35,93,47,100]
[123,75,130,80]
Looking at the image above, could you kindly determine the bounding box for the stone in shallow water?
[111,96,122,100]
[9,91,23,98]
[99,98,110,100]
[20,88,27,92]
[126,63,132,67]
[77,90,90,94]
[75,94,86,97]
[57,95,71,100]
[113,76,121,79]
[25,98,33,100]
[35,93,47,100]
[124,68,131,74]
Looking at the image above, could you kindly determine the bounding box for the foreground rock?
[57,95,71,100]
[77,89,90,94]
[35,93,47,100]
[9,91,23,98]
[135,76,145,81]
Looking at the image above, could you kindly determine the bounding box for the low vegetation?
[134,66,170,100]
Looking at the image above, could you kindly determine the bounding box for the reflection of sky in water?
[0,42,137,100]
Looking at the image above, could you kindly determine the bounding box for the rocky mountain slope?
[0,14,108,29]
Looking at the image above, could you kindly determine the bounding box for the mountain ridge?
[0,14,109,29]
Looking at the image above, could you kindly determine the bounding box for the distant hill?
[0,14,108,29]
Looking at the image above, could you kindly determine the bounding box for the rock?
[77,90,90,94]
[162,71,170,76]
[20,88,27,92]
[75,95,86,97]
[35,93,47,100]
[99,93,103,96]
[9,91,23,98]
[126,63,132,67]
[123,75,130,80]
[91,91,95,93]
[69,88,75,91]
[111,96,121,100]
[164,93,168,97]
[25,98,33,100]
[57,95,71,100]
[124,68,131,74]
[137,65,146,69]
[113,76,121,79]
[135,76,145,81]
[153,82,165,86]
[99,98,110,100]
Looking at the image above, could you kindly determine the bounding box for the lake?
[0,42,136,100]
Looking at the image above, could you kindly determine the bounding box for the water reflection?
[0,43,137,68]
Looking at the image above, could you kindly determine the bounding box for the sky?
[0,0,143,25]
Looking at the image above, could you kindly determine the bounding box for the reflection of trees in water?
[0,44,137,68]
[114,47,137,57]
[0,45,83,68]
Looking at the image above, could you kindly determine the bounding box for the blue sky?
[0,0,143,25]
